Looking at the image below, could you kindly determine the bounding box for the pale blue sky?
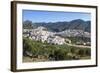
[23,10,91,23]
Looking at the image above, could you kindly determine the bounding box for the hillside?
[23,19,91,62]
[29,19,91,32]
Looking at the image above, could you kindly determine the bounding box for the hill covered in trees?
[23,19,91,32]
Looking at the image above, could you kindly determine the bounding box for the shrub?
[85,49,91,56]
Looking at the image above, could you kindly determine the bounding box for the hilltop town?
[23,26,90,46]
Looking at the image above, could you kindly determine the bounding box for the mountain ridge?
[23,19,91,32]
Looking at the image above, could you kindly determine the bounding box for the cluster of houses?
[23,26,71,45]
[58,29,91,38]
[23,26,90,46]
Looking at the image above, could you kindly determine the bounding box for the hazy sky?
[23,10,91,23]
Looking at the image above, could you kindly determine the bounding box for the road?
[66,43,91,48]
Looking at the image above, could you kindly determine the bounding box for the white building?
[47,36,65,45]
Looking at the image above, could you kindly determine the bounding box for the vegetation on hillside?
[23,19,91,32]
[67,37,90,44]
[23,37,91,62]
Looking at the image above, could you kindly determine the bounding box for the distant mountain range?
[23,19,91,32]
